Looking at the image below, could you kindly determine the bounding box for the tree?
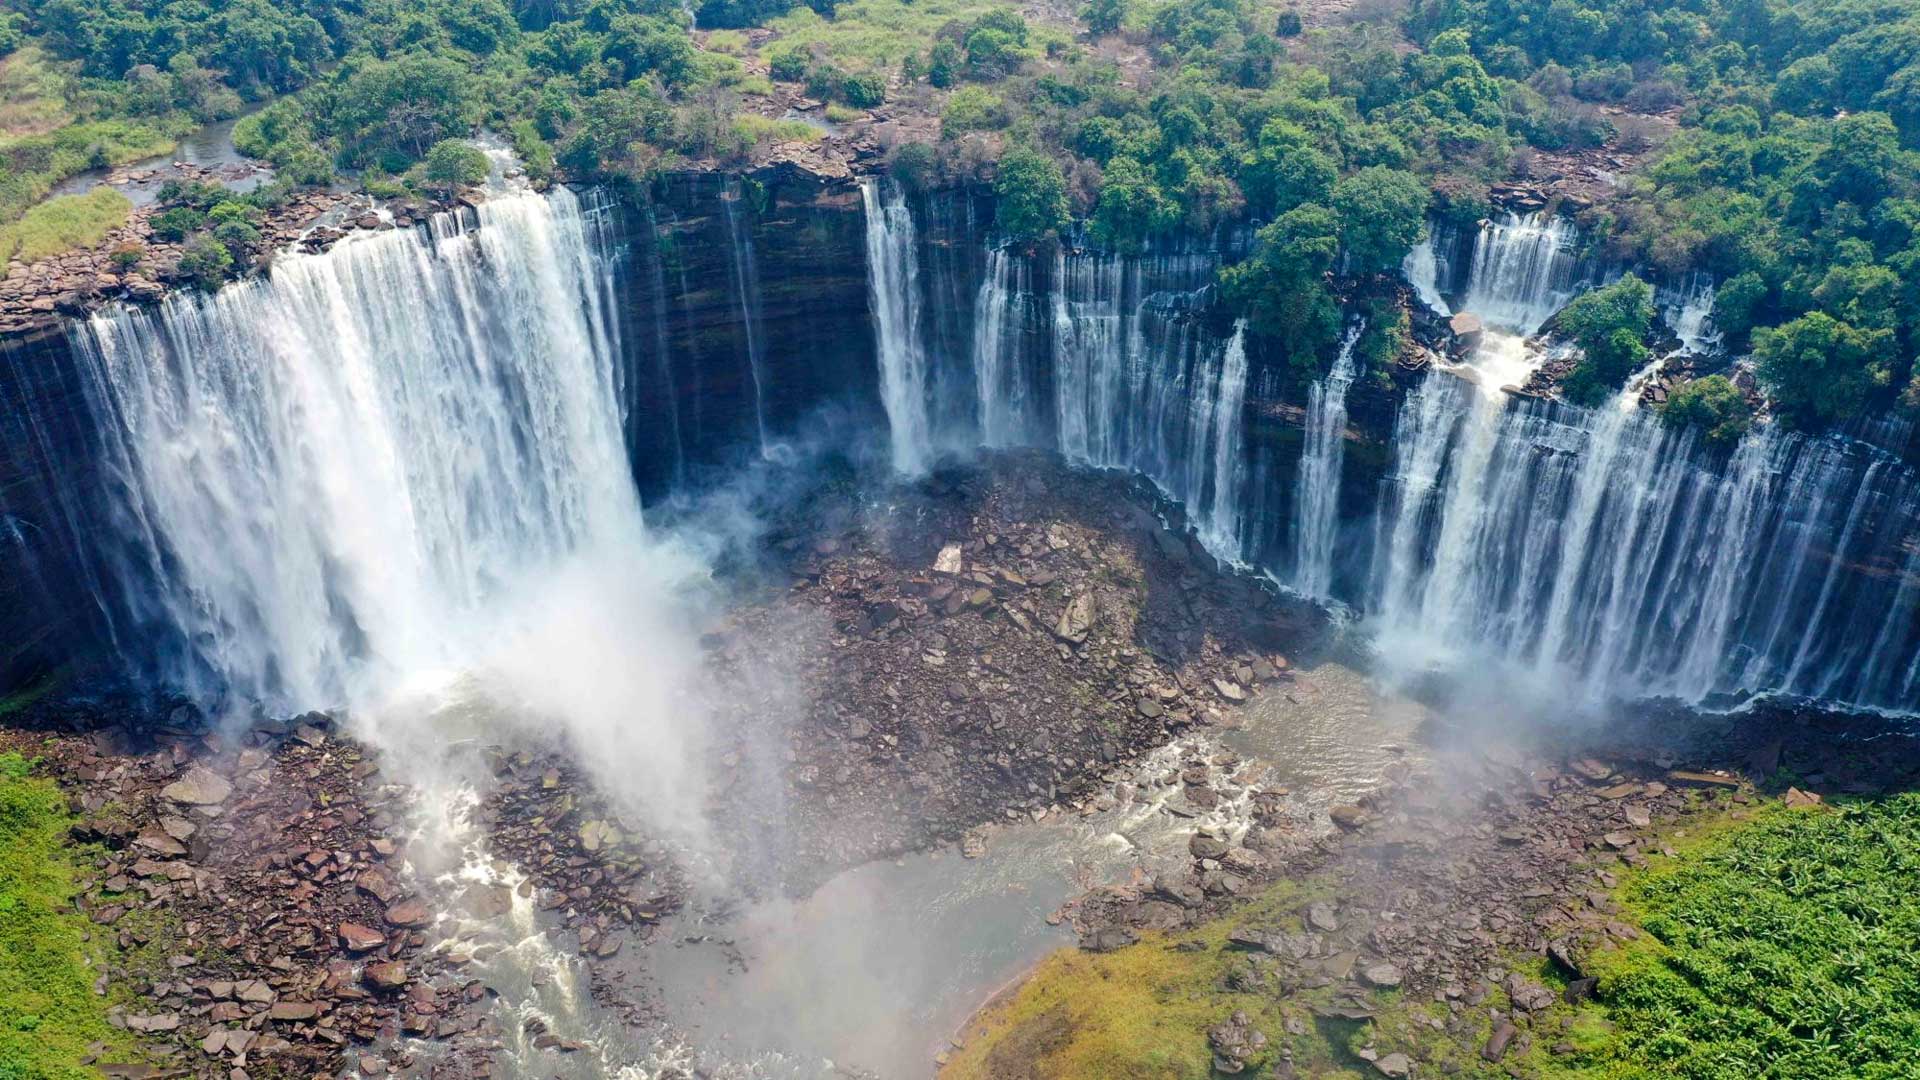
[331,55,478,169]
[1221,204,1342,370]
[1659,375,1753,445]
[603,14,695,87]
[1558,274,1656,405]
[1330,166,1428,273]
[1088,156,1178,253]
[1082,0,1127,36]
[965,10,1030,80]
[422,139,491,197]
[1240,120,1337,217]
[993,145,1070,243]
[1754,312,1894,427]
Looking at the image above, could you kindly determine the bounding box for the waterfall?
[642,204,687,488]
[1291,321,1365,598]
[861,179,934,476]
[1460,212,1588,334]
[721,181,774,457]
[1403,237,1450,317]
[988,247,1243,559]
[1198,321,1250,559]
[1364,382,1920,711]
[66,188,654,710]
[972,248,1038,448]
[1658,272,1720,356]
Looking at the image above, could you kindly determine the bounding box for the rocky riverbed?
[8,453,1916,1080]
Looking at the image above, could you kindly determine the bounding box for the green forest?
[2,0,1918,426]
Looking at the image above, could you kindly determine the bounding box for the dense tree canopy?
[8,0,1920,424]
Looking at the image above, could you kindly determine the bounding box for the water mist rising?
[70,187,716,837]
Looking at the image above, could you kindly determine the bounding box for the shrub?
[1659,375,1753,445]
[421,139,491,196]
[889,142,940,190]
[928,41,960,88]
[150,205,206,241]
[178,235,235,289]
[1275,10,1303,36]
[768,46,809,83]
[941,86,1007,133]
[842,71,886,108]
[108,242,145,269]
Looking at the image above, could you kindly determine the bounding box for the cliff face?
[609,171,886,496]
[0,177,1383,695]
[0,322,120,690]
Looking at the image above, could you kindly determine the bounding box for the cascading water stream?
[1364,384,1920,711]
[1460,212,1588,335]
[71,188,642,708]
[721,181,775,458]
[1291,321,1365,598]
[861,178,935,476]
[972,248,1034,448]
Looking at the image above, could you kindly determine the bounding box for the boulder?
[1054,592,1096,644]
[161,766,232,806]
[363,961,408,990]
[339,922,387,952]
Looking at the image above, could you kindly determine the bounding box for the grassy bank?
[0,187,131,263]
[0,749,128,1079]
[0,46,181,228]
[943,791,1920,1079]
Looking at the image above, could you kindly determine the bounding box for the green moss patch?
[0,750,128,1080]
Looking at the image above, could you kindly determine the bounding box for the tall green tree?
[993,145,1070,243]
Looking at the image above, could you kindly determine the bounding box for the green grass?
[0,187,131,262]
[733,114,825,144]
[1,119,176,227]
[943,880,1348,1079]
[0,47,77,140]
[1582,795,1920,1078]
[0,750,130,1079]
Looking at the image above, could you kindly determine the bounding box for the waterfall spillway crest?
[1460,211,1590,335]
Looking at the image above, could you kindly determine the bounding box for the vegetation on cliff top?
[0,749,127,1079]
[6,0,1920,423]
